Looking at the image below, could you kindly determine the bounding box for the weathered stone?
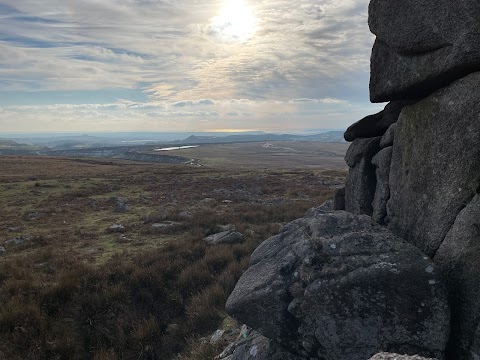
[226,212,449,360]
[304,199,333,217]
[380,123,396,148]
[387,72,480,256]
[371,147,393,224]
[111,196,129,213]
[224,331,305,360]
[434,194,480,360]
[345,137,381,215]
[179,210,192,220]
[0,246,6,255]
[370,353,437,360]
[108,224,125,233]
[151,221,181,229]
[344,102,413,142]
[333,187,345,210]
[204,231,244,245]
[369,0,480,102]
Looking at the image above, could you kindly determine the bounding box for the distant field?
[0,155,346,360]
[150,141,349,169]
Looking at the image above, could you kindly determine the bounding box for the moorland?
[0,141,346,360]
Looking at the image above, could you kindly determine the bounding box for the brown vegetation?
[0,156,345,359]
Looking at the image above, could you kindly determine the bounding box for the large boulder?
[369,0,480,102]
[226,211,450,360]
[344,101,413,142]
[387,72,480,256]
[434,194,480,360]
[344,137,381,215]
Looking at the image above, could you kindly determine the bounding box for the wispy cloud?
[0,0,379,132]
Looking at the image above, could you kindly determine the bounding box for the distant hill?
[0,139,21,147]
[180,131,345,144]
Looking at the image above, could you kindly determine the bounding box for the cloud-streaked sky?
[0,0,383,133]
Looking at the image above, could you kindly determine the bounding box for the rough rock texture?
[344,137,381,215]
[333,187,345,210]
[370,353,437,360]
[434,194,480,360]
[380,123,396,148]
[371,147,393,224]
[204,230,245,245]
[226,211,450,360]
[344,101,413,142]
[387,72,480,256]
[218,331,305,360]
[369,0,480,102]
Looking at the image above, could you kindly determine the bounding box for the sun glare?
[211,0,257,43]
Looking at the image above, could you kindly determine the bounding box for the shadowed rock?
[371,147,393,224]
[435,194,480,360]
[387,72,480,256]
[226,211,450,360]
[380,123,396,148]
[344,137,381,215]
[333,187,345,210]
[344,102,413,142]
[369,0,480,102]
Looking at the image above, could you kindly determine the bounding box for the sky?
[0,0,383,133]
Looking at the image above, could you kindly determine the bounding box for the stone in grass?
[204,231,244,245]
[0,246,6,255]
[151,221,182,229]
[108,224,125,233]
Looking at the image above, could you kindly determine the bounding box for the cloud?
[0,0,381,132]
[171,99,216,107]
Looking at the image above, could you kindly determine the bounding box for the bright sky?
[0,0,383,133]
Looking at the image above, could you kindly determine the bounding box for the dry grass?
[0,156,345,359]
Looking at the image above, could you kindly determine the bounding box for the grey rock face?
[226,212,450,360]
[344,102,413,142]
[345,137,381,215]
[218,331,305,360]
[387,72,480,256]
[304,199,334,218]
[333,187,345,210]
[369,353,437,360]
[434,194,480,360]
[371,147,393,224]
[369,0,480,102]
[380,123,396,149]
[204,231,244,245]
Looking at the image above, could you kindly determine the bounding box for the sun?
[211,0,257,43]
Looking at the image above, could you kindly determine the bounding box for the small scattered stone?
[210,329,226,343]
[108,224,125,233]
[28,211,46,220]
[4,236,30,246]
[204,231,244,245]
[179,211,193,220]
[151,221,181,229]
[0,246,6,255]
